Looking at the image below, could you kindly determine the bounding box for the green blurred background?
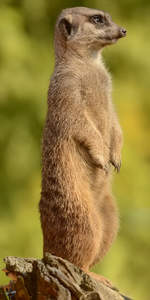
[0,0,150,299]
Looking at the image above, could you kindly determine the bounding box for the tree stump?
[0,253,132,300]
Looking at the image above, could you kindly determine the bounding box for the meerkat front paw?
[92,154,110,173]
[110,154,121,172]
[110,159,121,172]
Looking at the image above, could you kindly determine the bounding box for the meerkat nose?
[120,27,127,37]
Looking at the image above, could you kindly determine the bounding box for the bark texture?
[0,253,132,300]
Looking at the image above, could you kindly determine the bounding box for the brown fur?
[39,7,126,276]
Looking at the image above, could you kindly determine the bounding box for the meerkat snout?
[119,27,127,37]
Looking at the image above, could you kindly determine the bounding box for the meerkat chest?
[81,67,112,134]
[82,68,111,108]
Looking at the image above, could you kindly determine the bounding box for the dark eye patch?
[90,15,105,25]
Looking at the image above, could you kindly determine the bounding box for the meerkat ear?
[59,15,77,39]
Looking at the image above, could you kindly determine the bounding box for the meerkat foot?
[85,271,113,288]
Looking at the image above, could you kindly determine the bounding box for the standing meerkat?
[39,7,126,284]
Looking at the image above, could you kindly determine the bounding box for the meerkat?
[39,7,126,285]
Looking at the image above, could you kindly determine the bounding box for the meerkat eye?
[90,15,105,24]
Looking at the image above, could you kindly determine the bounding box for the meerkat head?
[54,7,126,60]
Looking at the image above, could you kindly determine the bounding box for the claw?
[110,160,121,172]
